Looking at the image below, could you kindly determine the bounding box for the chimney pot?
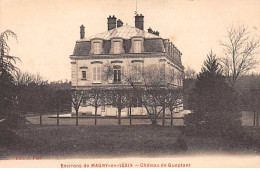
[80,25,85,39]
[117,19,123,28]
[148,27,153,33]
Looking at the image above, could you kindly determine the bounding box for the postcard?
[0,0,259,168]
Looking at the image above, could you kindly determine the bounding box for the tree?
[164,87,183,126]
[102,61,184,125]
[0,30,20,120]
[87,88,104,125]
[71,89,85,126]
[129,65,183,125]
[0,30,20,73]
[220,25,260,86]
[184,66,197,79]
[106,89,129,125]
[184,51,241,136]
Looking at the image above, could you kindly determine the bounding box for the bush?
[183,111,242,137]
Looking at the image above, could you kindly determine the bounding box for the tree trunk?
[257,111,259,127]
[170,110,174,127]
[253,111,256,127]
[95,106,97,126]
[150,113,157,125]
[76,109,79,126]
[118,109,121,125]
[40,113,42,127]
[151,119,157,125]
[129,106,132,126]
[162,105,165,126]
[57,108,59,126]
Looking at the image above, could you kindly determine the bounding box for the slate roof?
[72,24,183,69]
[77,25,160,42]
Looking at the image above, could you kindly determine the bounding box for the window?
[132,96,142,107]
[134,40,141,53]
[93,42,101,54]
[114,41,121,54]
[93,65,101,83]
[160,62,165,78]
[132,62,143,81]
[82,98,86,106]
[113,65,121,83]
[82,71,86,80]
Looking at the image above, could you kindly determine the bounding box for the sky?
[1,0,260,81]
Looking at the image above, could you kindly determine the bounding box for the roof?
[77,24,161,42]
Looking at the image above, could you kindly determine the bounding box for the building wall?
[71,54,183,88]
[71,53,183,116]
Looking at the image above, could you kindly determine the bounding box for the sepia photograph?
[0,0,260,168]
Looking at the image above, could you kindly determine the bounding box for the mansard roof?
[77,25,160,42]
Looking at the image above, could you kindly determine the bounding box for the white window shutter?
[97,66,101,81]
[93,67,96,81]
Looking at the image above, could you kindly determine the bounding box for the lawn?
[1,124,259,160]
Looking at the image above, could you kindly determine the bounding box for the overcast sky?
[1,0,260,81]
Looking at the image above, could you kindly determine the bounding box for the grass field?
[0,111,259,159]
[1,124,259,160]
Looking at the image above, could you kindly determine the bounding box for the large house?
[70,14,184,117]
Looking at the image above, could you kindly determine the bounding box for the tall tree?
[184,51,241,136]
[220,25,260,86]
[0,30,19,120]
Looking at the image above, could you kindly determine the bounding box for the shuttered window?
[114,41,121,54]
[93,65,101,83]
[134,40,141,53]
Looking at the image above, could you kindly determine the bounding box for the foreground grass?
[0,125,259,159]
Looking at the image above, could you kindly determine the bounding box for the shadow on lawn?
[1,124,259,159]
[0,124,188,159]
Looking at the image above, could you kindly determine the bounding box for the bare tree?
[106,89,130,125]
[102,61,184,125]
[87,88,104,125]
[71,89,85,126]
[14,71,48,86]
[184,66,197,79]
[220,25,260,86]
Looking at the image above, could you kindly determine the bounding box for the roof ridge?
[77,25,161,42]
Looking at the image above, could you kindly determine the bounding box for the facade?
[70,14,184,116]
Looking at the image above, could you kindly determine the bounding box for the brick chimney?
[135,14,144,30]
[117,19,123,28]
[80,25,85,39]
[107,15,117,31]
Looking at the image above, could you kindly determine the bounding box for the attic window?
[114,41,121,54]
[93,42,101,54]
[134,40,141,53]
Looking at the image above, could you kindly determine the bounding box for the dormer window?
[130,36,144,53]
[110,38,124,54]
[90,39,103,55]
[93,42,101,54]
[114,41,121,54]
[134,40,141,53]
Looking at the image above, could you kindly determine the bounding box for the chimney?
[154,31,160,36]
[148,27,153,33]
[107,15,117,31]
[135,14,144,30]
[80,25,85,39]
[117,19,123,28]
